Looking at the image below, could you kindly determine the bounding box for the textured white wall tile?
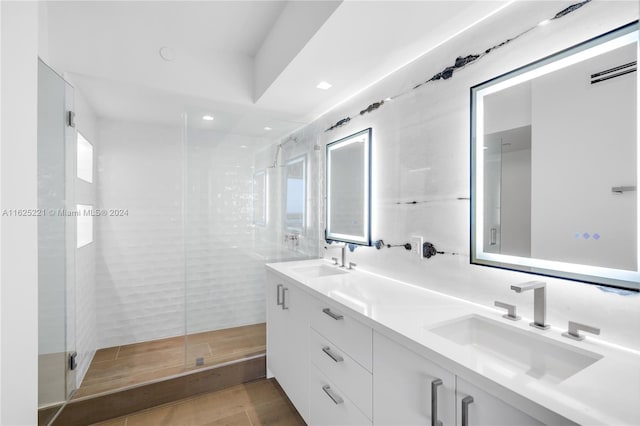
[95,120,279,348]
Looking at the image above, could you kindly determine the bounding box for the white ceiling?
[45,0,514,139]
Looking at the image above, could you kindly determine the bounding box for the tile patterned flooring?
[91,379,305,426]
[75,323,266,398]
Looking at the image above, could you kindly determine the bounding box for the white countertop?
[266,259,640,426]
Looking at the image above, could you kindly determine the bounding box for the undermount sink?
[292,264,349,278]
[429,314,602,383]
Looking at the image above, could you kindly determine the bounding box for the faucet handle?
[347,262,357,270]
[562,321,600,341]
[494,301,520,321]
[331,257,339,265]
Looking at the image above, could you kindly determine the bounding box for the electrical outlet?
[410,236,423,258]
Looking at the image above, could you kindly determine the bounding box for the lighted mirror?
[471,22,639,290]
[326,128,372,246]
[253,170,266,226]
[285,155,306,230]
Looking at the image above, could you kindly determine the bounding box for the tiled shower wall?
[253,125,323,263]
[95,118,280,348]
[283,1,640,350]
[184,128,273,334]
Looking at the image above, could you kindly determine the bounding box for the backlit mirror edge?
[470,21,640,291]
[325,127,372,247]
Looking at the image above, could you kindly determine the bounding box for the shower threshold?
[74,323,266,399]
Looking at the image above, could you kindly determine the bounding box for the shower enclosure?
[37,72,321,422]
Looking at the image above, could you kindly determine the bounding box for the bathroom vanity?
[266,259,640,426]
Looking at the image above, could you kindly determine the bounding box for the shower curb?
[50,354,266,426]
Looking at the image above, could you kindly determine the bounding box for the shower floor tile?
[75,323,266,399]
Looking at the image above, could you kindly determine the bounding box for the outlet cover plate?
[411,236,423,258]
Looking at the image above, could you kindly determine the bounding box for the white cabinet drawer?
[310,297,373,372]
[309,364,372,426]
[310,328,372,420]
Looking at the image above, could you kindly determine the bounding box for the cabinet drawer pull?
[431,378,443,426]
[322,346,344,363]
[322,384,344,405]
[276,284,284,306]
[282,287,289,310]
[461,395,474,426]
[322,308,343,320]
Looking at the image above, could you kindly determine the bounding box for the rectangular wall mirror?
[471,22,639,290]
[326,128,372,246]
[285,155,306,231]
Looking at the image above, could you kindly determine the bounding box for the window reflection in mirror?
[326,128,371,246]
[471,22,639,290]
[253,170,266,226]
[285,156,306,231]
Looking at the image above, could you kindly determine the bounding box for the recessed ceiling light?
[240,145,248,149]
[316,81,332,90]
[264,126,272,131]
[159,46,176,62]
[202,115,214,121]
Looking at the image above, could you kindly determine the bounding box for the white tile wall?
[96,119,185,348]
[95,119,283,349]
[184,129,273,336]
[282,2,640,349]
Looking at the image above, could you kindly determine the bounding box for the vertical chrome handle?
[322,385,344,405]
[276,284,284,306]
[431,378,443,426]
[490,227,497,245]
[322,308,343,320]
[322,346,344,363]
[461,396,474,426]
[282,287,289,310]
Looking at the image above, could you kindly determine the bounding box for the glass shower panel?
[183,112,270,369]
[37,59,76,423]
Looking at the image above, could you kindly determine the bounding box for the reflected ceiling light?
[202,115,214,121]
[316,81,332,90]
[264,126,272,131]
[538,19,551,26]
[240,145,248,149]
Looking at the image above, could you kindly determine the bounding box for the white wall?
[290,1,640,349]
[0,2,39,424]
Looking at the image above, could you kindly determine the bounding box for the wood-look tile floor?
[91,378,305,426]
[76,324,266,399]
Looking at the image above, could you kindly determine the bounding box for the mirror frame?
[325,128,372,246]
[471,21,639,290]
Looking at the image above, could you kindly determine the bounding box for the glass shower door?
[183,111,269,370]
[37,59,76,424]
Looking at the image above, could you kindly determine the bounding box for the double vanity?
[266,259,640,425]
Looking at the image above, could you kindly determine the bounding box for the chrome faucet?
[325,244,347,267]
[510,281,549,330]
